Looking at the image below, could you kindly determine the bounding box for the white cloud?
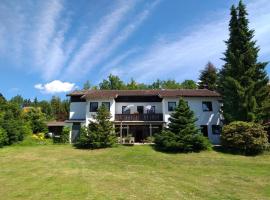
[34,80,76,94]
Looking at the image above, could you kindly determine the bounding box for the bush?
[17,133,53,146]
[155,130,210,152]
[53,126,70,144]
[22,108,48,133]
[60,126,70,143]
[154,98,210,152]
[221,121,269,155]
[0,127,8,147]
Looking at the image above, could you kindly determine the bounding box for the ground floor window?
[212,125,221,135]
[115,124,162,143]
[200,125,208,137]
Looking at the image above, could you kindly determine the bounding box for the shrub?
[74,105,116,149]
[154,98,210,152]
[60,126,70,143]
[22,108,48,133]
[17,133,53,146]
[155,130,210,152]
[221,121,269,155]
[53,126,70,144]
[0,127,8,147]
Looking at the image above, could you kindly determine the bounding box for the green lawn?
[1,145,270,200]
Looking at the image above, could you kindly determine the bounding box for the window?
[122,106,130,114]
[147,106,155,114]
[200,125,208,137]
[212,125,221,135]
[102,102,110,111]
[168,102,176,111]
[202,101,213,111]
[90,102,98,112]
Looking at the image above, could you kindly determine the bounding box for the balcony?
[115,113,163,121]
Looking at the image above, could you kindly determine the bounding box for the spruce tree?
[219,1,269,122]
[198,62,218,91]
[155,98,210,152]
[75,104,116,149]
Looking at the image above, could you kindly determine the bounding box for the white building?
[66,89,223,144]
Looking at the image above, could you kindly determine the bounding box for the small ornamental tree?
[75,104,116,149]
[221,121,268,155]
[22,108,48,134]
[155,98,210,152]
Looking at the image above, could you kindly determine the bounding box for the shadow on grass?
[212,145,262,157]
[151,144,205,154]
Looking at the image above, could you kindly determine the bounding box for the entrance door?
[72,123,81,143]
[137,106,144,114]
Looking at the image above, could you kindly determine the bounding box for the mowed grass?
[1,145,270,200]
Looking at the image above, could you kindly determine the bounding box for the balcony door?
[137,106,144,114]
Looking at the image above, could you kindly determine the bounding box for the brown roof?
[68,89,221,99]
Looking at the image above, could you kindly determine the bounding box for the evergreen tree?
[10,95,24,108]
[154,98,210,152]
[219,1,269,122]
[75,104,116,149]
[198,62,218,90]
[83,80,91,90]
[150,79,162,89]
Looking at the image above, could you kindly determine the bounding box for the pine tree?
[219,1,269,122]
[75,104,116,149]
[198,62,218,91]
[154,98,210,152]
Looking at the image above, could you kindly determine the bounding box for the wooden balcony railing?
[115,113,163,121]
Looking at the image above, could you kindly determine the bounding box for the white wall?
[70,96,222,144]
[162,97,222,144]
[69,102,86,120]
[115,102,163,114]
[85,98,115,125]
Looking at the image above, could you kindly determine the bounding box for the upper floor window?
[212,125,221,135]
[102,102,110,111]
[168,102,176,112]
[90,102,98,112]
[147,106,155,114]
[122,106,130,114]
[202,101,213,112]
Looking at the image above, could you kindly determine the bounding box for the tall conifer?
[219,1,269,122]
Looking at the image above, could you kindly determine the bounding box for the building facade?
[66,89,223,144]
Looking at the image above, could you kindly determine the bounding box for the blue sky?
[0,0,269,100]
